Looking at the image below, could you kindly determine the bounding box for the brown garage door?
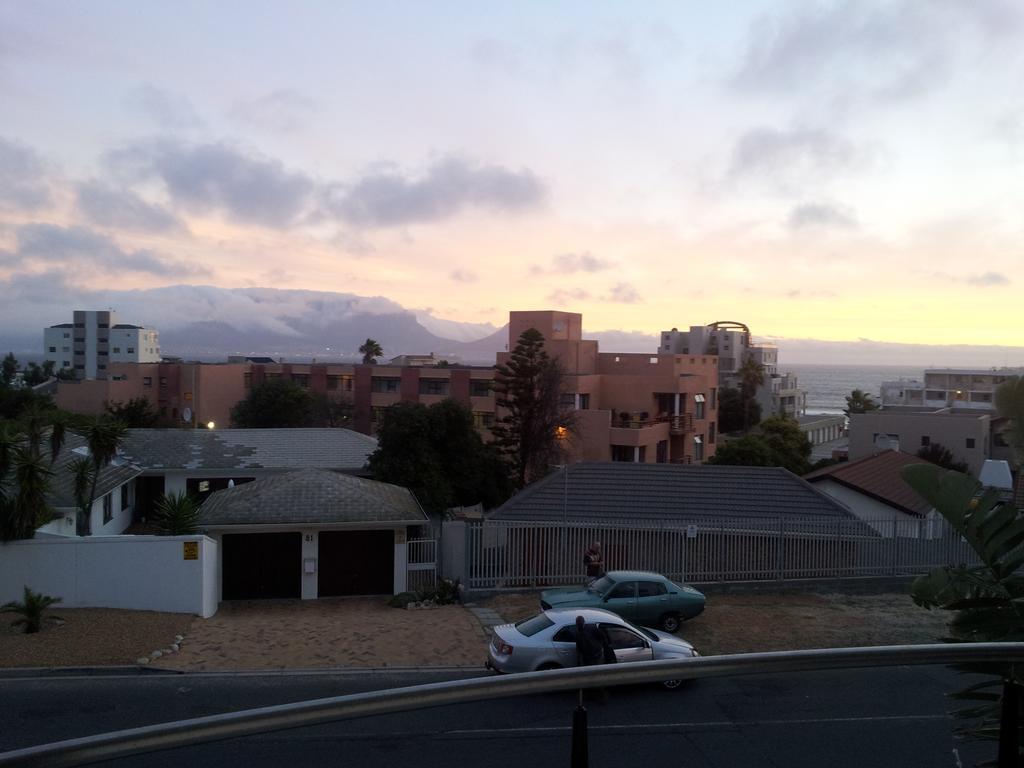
[318,530,394,596]
[222,532,301,600]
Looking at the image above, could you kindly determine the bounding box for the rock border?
[136,634,185,665]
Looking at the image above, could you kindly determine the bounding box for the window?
[143,376,152,386]
[611,445,633,462]
[102,493,113,524]
[74,337,85,343]
[47,346,56,353]
[921,435,930,447]
[98,323,109,329]
[607,582,636,599]
[127,347,135,354]
[371,406,388,422]
[552,626,577,643]
[694,434,704,461]
[694,393,706,420]
[120,483,130,511]
[292,374,309,388]
[514,614,554,637]
[966,438,976,449]
[98,337,107,343]
[708,422,716,444]
[62,346,69,352]
[637,581,667,598]
[649,356,658,364]
[98,350,108,356]
[74,364,84,370]
[243,372,252,389]
[97,364,106,370]
[419,378,449,396]
[63,332,70,339]
[472,411,495,428]
[371,377,400,393]
[559,393,576,409]
[579,393,590,410]
[198,480,210,493]
[113,347,121,353]
[602,626,645,650]
[159,377,168,387]
[710,388,717,409]
[470,379,492,397]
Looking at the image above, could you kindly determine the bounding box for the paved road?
[0,666,990,767]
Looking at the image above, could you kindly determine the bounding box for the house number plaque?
[183,541,199,560]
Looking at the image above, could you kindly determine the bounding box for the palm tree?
[2,586,62,634]
[995,376,1024,463]
[359,338,383,365]
[72,417,127,536]
[0,420,56,542]
[844,388,878,417]
[153,492,201,535]
[738,356,765,433]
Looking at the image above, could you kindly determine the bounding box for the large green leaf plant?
[903,463,1024,754]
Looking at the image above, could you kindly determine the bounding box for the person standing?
[575,615,615,703]
[583,541,604,583]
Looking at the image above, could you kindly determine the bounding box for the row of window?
[920,435,977,450]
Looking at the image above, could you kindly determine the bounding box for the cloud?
[533,251,612,275]
[229,89,317,133]
[126,84,204,130]
[965,271,1010,287]
[786,289,839,299]
[12,223,210,278]
[450,269,478,283]
[107,140,315,228]
[788,203,858,230]
[0,137,51,210]
[324,157,545,227]
[603,283,641,304]
[728,127,874,191]
[733,1,1022,101]
[546,288,591,304]
[76,180,187,234]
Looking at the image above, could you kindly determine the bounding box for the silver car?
[485,607,698,689]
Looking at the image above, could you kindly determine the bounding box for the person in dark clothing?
[575,615,615,703]
[583,542,604,582]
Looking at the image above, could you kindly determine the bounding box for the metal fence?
[464,515,979,589]
[406,537,437,592]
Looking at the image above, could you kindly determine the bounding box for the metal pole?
[563,465,568,580]
[571,690,589,768]
[998,676,1019,768]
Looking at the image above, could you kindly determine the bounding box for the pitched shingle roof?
[47,433,142,510]
[488,462,854,523]
[120,429,377,472]
[804,450,937,517]
[199,468,427,527]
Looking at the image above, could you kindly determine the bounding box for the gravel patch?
[0,608,192,668]
[479,591,951,655]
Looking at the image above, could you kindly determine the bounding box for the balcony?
[669,413,694,435]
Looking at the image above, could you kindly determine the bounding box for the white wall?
[35,479,135,537]
[812,479,935,538]
[0,535,218,617]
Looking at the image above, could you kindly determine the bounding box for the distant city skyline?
[2,2,1022,347]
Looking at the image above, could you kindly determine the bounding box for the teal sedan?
[540,570,705,633]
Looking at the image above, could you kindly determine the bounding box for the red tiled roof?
[804,450,936,516]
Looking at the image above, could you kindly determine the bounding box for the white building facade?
[44,310,160,380]
[881,368,1024,411]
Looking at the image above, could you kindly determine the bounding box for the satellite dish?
[182,407,193,423]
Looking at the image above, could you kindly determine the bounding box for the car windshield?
[588,575,614,594]
[630,623,659,642]
[515,614,555,637]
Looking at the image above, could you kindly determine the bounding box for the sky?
[1,1,1023,349]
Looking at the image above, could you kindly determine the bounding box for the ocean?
[784,364,922,415]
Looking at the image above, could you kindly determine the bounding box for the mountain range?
[1,284,1022,368]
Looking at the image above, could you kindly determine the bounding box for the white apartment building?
[881,368,1024,411]
[44,310,161,380]
[660,321,806,419]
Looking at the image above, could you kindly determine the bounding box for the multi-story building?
[55,310,719,466]
[44,310,160,380]
[509,311,718,464]
[659,320,806,419]
[881,368,1024,411]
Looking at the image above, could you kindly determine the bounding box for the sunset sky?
[1,1,1022,347]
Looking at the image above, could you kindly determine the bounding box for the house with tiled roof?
[804,450,942,537]
[200,469,427,600]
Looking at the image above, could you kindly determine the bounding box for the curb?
[0,665,183,679]
[0,665,489,680]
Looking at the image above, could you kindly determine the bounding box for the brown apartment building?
[54,310,718,465]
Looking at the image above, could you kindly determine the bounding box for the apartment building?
[509,311,718,464]
[44,310,161,380]
[54,310,719,465]
[881,367,1024,411]
[659,320,806,419]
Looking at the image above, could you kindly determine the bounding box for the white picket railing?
[463,516,978,589]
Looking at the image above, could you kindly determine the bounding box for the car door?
[603,581,637,620]
[635,580,670,626]
[551,624,581,666]
[601,624,653,664]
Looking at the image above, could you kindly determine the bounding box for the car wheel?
[536,662,563,671]
[660,613,682,633]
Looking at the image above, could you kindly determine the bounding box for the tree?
[0,402,68,541]
[737,356,765,432]
[903,463,1024,756]
[104,397,164,428]
[359,338,383,365]
[917,442,969,474]
[230,378,317,428]
[153,492,200,535]
[844,388,879,417]
[1,352,17,386]
[1,586,62,634]
[718,386,761,434]
[311,394,354,428]
[708,416,811,475]
[70,416,128,536]
[368,400,512,516]
[995,376,1024,464]
[491,328,575,489]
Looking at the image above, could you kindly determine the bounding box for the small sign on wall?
[183,541,199,560]
[686,525,698,539]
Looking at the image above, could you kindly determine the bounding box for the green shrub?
[2,586,62,634]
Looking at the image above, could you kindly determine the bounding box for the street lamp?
[206,421,216,430]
